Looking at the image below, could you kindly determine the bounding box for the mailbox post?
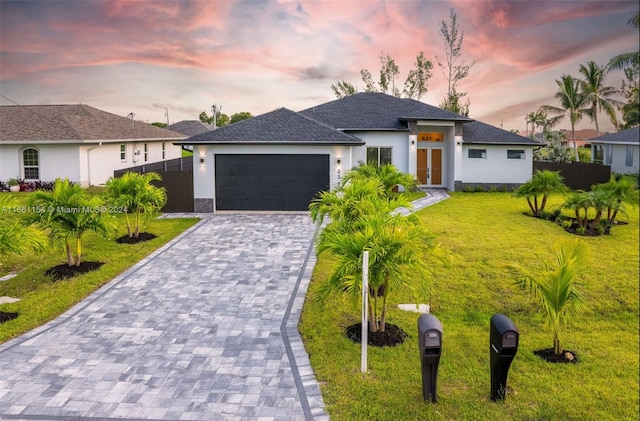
[489,314,519,401]
[418,314,443,403]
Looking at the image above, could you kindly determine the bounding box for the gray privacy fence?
[114,157,194,212]
[533,161,611,191]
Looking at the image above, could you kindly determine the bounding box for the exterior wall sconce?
[336,156,342,165]
[199,156,205,164]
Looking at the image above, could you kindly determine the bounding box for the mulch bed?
[345,322,408,347]
[527,212,622,237]
[116,233,157,244]
[45,261,104,280]
[534,348,579,364]
[0,311,19,324]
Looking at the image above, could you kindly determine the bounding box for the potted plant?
[8,179,20,192]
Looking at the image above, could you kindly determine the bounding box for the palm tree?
[512,170,568,216]
[104,172,136,237]
[105,172,166,238]
[607,12,640,73]
[578,61,621,134]
[541,75,590,161]
[562,191,592,233]
[507,239,588,355]
[26,179,107,266]
[312,193,436,333]
[591,177,639,224]
[342,162,418,197]
[0,195,46,263]
[525,111,537,138]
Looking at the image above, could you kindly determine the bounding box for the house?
[590,126,640,175]
[176,93,543,212]
[0,104,186,186]
[559,128,603,147]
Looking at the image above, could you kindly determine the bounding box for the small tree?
[562,191,592,233]
[512,170,568,216]
[591,177,639,224]
[26,179,107,266]
[507,239,588,355]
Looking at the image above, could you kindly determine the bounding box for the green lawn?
[299,192,639,420]
[0,191,199,343]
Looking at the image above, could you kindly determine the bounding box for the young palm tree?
[341,162,418,197]
[541,75,589,161]
[130,172,167,238]
[578,61,621,134]
[591,177,639,224]
[512,170,568,216]
[562,191,592,232]
[507,239,588,355]
[0,195,46,262]
[26,179,107,266]
[313,194,436,333]
[104,172,137,237]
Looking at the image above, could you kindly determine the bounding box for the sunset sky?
[1,0,638,133]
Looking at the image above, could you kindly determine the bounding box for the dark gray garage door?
[215,154,330,211]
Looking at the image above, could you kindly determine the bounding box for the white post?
[361,251,369,374]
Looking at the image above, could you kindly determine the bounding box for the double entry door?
[417,147,443,186]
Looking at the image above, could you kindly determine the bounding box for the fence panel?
[533,161,611,191]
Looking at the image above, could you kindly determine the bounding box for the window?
[144,143,148,162]
[120,144,126,161]
[162,142,166,159]
[366,147,392,166]
[605,145,612,165]
[468,149,486,159]
[625,145,633,167]
[418,132,444,142]
[23,148,39,180]
[507,149,525,159]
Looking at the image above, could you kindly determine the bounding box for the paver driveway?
[0,214,327,421]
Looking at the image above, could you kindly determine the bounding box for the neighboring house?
[590,126,640,175]
[166,120,215,153]
[176,93,543,212]
[559,128,603,147]
[0,104,186,186]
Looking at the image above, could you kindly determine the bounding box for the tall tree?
[229,112,253,124]
[607,12,639,129]
[578,61,621,134]
[541,75,589,161]
[199,110,229,127]
[330,51,433,99]
[437,8,475,116]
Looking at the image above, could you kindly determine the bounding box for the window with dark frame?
[162,142,166,159]
[468,149,486,159]
[366,147,392,166]
[120,144,126,161]
[625,145,633,167]
[23,148,39,180]
[507,149,525,159]
[144,143,148,162]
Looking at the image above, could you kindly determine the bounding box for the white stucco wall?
[607,144,639,175]
[191,144,349,205]
[0,144,81,183]
[461,145,535,184]
[347,131,409,173]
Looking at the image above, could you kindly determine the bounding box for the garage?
[215,154,330,211]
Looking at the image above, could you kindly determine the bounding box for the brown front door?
[431,148,442,185]
[417,149,428,184]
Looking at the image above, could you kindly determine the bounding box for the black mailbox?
[418,314,443,403]
[489,314,519,401]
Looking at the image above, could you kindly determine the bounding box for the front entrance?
[417,147,443,186]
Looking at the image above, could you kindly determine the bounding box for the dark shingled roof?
[299,92,472,130]
[176,108,364,145]
[0,104,185,143]
[462,120,544,146]
[591,127,639,144]
[167,120,214,136]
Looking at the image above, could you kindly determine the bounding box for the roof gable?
[299,92,472,130]
[176,108,364,145]
[591,127,640,144]
[0,104,185,142]
[463,120,544,146]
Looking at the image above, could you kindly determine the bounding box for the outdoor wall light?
[199,156,205,164]
[336,157,342,165]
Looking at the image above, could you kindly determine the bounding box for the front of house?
[0,104,185,186]
[590,127,640,175]
[176,93,543,212]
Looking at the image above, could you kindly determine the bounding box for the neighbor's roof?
[462,120,545,146]
[167,120,214,137]
[0,104,185,143]
[590,127,640,144]
[299,92,472,130]
[175,108,364,145]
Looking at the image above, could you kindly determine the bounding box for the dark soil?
[534,348,579,364]
[116,232,157,244]
[345,322,408,347]
[527,212,616,237]
[0,311,19,324]
[45,261,104,280]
